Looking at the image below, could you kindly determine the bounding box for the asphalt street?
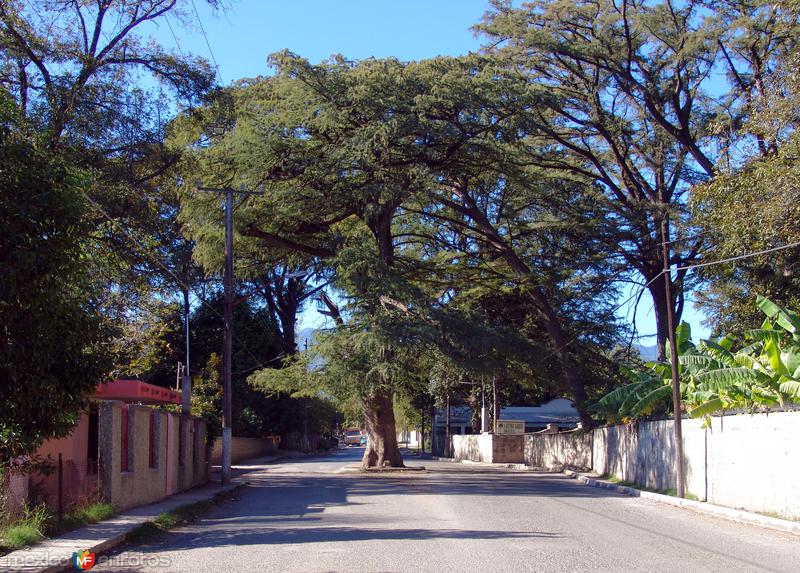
[94,448,800,572]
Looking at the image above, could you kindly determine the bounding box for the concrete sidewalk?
[0,452,303,573]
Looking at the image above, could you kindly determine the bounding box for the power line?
[673,240,800,272]
[79,190,269,372]
[537,270,667,363]
[189,0,224,85]
[165,15,185,60]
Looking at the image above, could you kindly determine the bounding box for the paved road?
[95,448,800,572]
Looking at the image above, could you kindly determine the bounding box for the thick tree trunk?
[532,288,592,427]
[282,313,298,355]
[649,278,669,362]
[361,390,404,469]
[420,409,425,454]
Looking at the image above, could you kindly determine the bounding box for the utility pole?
[480,380,489,433]
[445,383,451,458]
[181,286,191,416]
[197,182,262,484]
[304,339,309,451]
[661,216,686,498]
[492,375,498,434]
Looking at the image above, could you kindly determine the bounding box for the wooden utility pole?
[304,339,309,451]
[661,216,686,498]
[445,384,451,458]
[492,375,499,433]
[181,286,191,416]
[197,182,262,484]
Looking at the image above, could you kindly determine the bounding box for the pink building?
[21,380,207,513]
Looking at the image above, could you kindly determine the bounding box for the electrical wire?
[164,15,185,60]
[80,190,270,372]
[189,0,224,85]
[673,240,800,272]
[541,238,800,363]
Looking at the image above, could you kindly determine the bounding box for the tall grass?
[0,501,116,552]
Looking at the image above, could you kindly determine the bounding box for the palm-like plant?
[590,296,800,425]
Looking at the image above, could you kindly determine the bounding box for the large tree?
[692,39,800,332]
[0,0,219,381]
[0,94,112,468]
[477,0,800,358]
[177,51,625,463]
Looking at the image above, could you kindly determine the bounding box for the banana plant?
[590,295,800,425]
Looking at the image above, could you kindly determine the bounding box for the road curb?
[2,464,265,573]
[564,470,800,536]
[47,482,244,573]
[419,454,534,471]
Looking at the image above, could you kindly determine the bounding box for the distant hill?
[634,344,659,362]
[297,327,316,351]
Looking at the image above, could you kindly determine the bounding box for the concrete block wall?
[452,434,488,462]
[99,402,208,512]
[524,432,593,470]
[210,436,279,465]
[702,412,800,519]
[490,434,525,463]
[520,411,800,520]
[591,418,707,498]
[452,434,524,463]
[176,416,208,493]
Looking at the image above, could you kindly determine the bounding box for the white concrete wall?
[704,412,800,519]
[524,432,593,470]
[452,434,492,463]
[592,418,707,499]
[591,412,800,520]
[453,411,800,519]
[451,434,524,463]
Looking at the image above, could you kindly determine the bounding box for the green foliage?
[0,94,113,467]
[176,51,627,433]
[590,296,800,424]
[690,14,800,333]
[191,353,223,441]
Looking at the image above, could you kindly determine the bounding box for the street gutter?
[420,454,800,536]
[563,470,800,536]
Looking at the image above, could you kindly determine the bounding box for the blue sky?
[158,0,488,79]
[160,0,711,342]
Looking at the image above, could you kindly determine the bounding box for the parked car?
[343,428,364,446]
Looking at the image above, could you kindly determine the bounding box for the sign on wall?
[496,419,525,434]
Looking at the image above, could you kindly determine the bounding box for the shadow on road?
[172,525,559,547]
